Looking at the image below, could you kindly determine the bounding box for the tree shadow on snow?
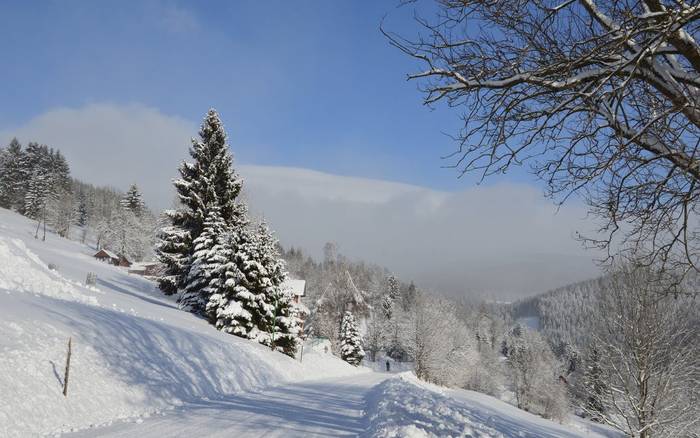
[32,297,292,407]
[96,277,176,311]
[167,381,370,436]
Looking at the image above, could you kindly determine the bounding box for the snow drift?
[0,236,97,305]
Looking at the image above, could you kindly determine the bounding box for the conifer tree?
[381,275,400,319]
[156,109,245,295]
[76,192,89,227]
[251,221,302,357]
[0,139,26,209]
[579,345,606,420]
[205,231,252,336]
[339,311,365,366]
[121,184,146,217]
[24,170,52,220]
[387,275,399,300]
[180,207,229,315]
[48,149,71,192]
[205,221,302,355]
[206,226,272,339]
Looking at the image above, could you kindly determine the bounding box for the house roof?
[282,279,306,297]
[95,249,119,259]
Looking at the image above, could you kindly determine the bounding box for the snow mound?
[364,374,502,438]
[364,373,619,438]
[0,236,97,305]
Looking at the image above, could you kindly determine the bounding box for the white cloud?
[240,166,600,298]
[2,104,601,298]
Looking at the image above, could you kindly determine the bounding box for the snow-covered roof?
[95,249,119,259]
[282,279,306,297]
[130,261,159,269]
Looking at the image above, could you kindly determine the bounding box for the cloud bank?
[2,104,600,298]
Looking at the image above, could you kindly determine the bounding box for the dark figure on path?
[386,360,390,372]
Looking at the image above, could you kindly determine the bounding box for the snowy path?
[68,373,388,437]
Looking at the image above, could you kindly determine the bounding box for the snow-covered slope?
[0,208,364,437]
[365,373,620,438]
[1,208,621,438]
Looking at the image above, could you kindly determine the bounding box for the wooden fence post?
[63,337,72,397]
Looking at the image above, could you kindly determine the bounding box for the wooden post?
[63,337,72,397]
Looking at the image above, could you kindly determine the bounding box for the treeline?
[0,139,71,235]
[0,138,155,261]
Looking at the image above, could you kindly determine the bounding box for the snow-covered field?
[1,208,618,437]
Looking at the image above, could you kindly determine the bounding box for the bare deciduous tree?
[402,292,477,386]
[584,265,700,438]
[387,0,700,279]
[504,326,570,420]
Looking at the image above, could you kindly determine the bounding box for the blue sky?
[0,1,599,296]
[0,0,535,191]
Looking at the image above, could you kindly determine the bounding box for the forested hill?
[514,268,700,352]
[511,276,602,349]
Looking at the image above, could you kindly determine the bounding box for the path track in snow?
[68,373,388,438]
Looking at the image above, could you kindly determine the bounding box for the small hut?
[94,249,132,267]
[128,262,161,276]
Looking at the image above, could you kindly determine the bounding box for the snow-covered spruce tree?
[252,221,302,357]
[121,184,145,217]
[205,231,251,335]
[577,344,606,421]
[48,149,70,192]
[24,170,52,220]
[0,138,26,210]
[75,191,89,228]
[339,311,365,366]
[155,109,245,295]
[206,221,302,356]
[179,207,229,315]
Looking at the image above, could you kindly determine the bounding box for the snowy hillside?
[0,208,364,437]
[1,208,619,437]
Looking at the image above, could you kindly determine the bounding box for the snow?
[365,373,621,438]
[0,237,97,305]
[0,208,366,437]
[281,278,306,297]
[0,207,620,437]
